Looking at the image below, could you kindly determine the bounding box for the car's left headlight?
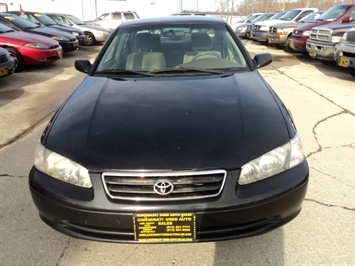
[72,32,79,36]
[331,36,342,43]
[238,134,305,185]
[24,43,49,49]
[35,142,92,188]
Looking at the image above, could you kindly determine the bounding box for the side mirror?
[75,59,92,73]
[342,16,353,23]
[253,53,272,68]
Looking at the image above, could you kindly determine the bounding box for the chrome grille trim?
[102,170,227,201]
[310,27,332,42]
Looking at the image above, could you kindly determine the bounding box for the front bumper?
[306,40,336,61]
[290,36,308,53]
[250,31,268,42]
[268,34,287,45]
[29,161,309,243]
[334,43,355,69]
[60,40,79,52]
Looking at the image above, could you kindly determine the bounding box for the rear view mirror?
[75,59,92,73]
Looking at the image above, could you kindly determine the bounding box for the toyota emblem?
[153,180,174,195]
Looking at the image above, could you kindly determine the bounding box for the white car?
[85,11,139,31]
[46,13,112,46]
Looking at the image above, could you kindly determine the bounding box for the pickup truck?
[290,4,355,53]
[250,8,318,43]
[334,27,355,77]
[268,11,322,51]
[306,23,355,63]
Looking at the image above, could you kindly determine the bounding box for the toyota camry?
[29,16,309,243]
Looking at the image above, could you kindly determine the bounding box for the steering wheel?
[191,52,221,61]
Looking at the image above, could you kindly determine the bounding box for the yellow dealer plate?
[0,66,9,77]
[133,213,196,243]
[338,57,349,67]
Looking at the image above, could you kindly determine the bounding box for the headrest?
[135,33,154,51]
[191,32,213,50]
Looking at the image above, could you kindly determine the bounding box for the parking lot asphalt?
[0,41,354,265]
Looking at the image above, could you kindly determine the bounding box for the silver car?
[46,13,111,46]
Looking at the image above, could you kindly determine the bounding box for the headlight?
[302,31,311,36]
[260,26,269,31]
[341,32,348,41]
[24,43,49,49]
[72,32,79,36]
[238,134,305,185]
[35,142,92,188]
[52,36,69,41]
[277,29,286,35]
[331,36,342,43]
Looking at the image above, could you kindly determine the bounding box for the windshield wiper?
[95,68,154,76]
[151,66,224,75]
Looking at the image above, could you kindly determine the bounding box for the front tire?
[84,32,96,46]
[6,47,24,72]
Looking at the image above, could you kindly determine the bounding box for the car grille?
[310,27,332,42]
[346,31,355,43]
[0,54,8,63]
[102,170,227,201]
[253,25,261,32]
[247,24,253,31]
[269,27,277,34]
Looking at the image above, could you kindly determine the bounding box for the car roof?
[120,16,225,27]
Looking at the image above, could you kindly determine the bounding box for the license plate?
[309,49,316,58]
[0,66,9,76]
[133,213,196,243]
[57,49,63,58]
[338,57,349,67]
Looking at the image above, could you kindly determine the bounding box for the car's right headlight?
[302,31,311,37]
[35,142,92,188]
[238,134,305,185]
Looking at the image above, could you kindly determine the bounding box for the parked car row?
[237,4,355,77]
[0,11,112,72]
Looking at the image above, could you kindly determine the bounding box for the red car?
[0,22,63,71]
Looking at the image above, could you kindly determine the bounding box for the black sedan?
[29,16,309,243]
[8,11,86,45]
[0,12,78,52]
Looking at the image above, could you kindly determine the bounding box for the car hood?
[79,24,110,32]
[1,31,59,46]
[29,27,75,39]
[45,72,291,171]
[293,21,331,31]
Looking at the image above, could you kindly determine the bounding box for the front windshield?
[269,12,286,20]
[0,23,15,33]
[299,12,320,23]
[96,22,248,74]
[2,15,39,29]
[317,5,351,21]
[33,13,57,25]
[66,15,84,25]
[279,10,301,21]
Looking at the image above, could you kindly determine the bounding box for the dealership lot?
[0,40,354,265]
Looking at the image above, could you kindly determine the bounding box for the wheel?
[84,32,96,46]
[6,47,24,72]
[285,36,296,53]
[348,68,355,78]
